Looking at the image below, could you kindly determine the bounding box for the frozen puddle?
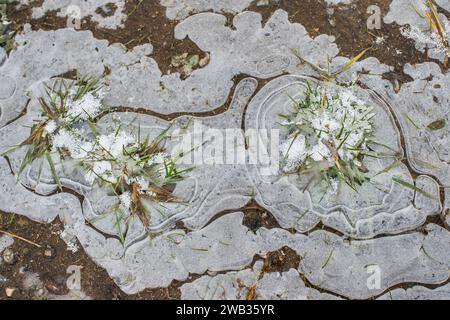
[1,0,449,299]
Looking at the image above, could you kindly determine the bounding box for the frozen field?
[0,0,449,300]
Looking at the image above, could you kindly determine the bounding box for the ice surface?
[0,235,14,254]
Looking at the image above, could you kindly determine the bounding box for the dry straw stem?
[425,0,449,67]
[291,47,370,81]
[0,229,42,248]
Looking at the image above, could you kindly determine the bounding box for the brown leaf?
[147,184,179,203]
[427,119,447,130]
[38,98,55,119]
[131,183,149,228]
[22,123,47,146]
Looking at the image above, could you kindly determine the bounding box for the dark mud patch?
[202,198,283,233]
[95,3,118,18]
[261,246,301,273]
[242,200,282,232]
[0,211,181,300]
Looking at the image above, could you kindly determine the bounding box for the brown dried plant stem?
[0,229,42,248]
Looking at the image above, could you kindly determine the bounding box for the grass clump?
[1,75,106,190]
[291,47,369,81]
[81,126,192,230]
[278,81,375,192]
[2,73,192,237]
[0,0,15,54]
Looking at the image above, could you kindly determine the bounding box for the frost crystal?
[35,78,107,161]
[65,89,105,121]
[59,229,79,253]
[119,191,132,211]
[77,124,189,231]
[44,120,57,135]
[400,18,450,58]
[98,132,135,158]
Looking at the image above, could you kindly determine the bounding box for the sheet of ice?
[181,262,341,300]
[161,0,354,21]
[299,223,450,299]
[0,47,5,65]
[0,235,14,254]
[160,0,254,20]
[245,75,441,239]
[360,61,450,224]
[378,283,450,300]
[325,0,352,5]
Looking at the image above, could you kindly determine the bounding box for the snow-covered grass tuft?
[3,73,192,236]
[0,1,15,54]
[80,125,192,231]
[279,81,375,192]
[1,75,106,190]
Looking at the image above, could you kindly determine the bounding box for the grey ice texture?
[0,235,14,254]
[324,0,352,5]
[378,283,450,300]
[245,75,441,239]
[18,0,263,26]
[180,261,341,300]
[0,9,344,126]
[1,2,450,300]
[392,63,450,215]
[0,47,5,66]
[358,59,450,225]
[182,223,450,300]
[385,0,443,28]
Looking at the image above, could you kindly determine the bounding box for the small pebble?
[199,53,210,68]
[36,288,46,298]
[44,247,54,258]
[2,248,15,265]
[256,0,270,6]
[393,79,400,93]
[5,287,16,297]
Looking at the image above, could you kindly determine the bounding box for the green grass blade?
[392,177,435,199]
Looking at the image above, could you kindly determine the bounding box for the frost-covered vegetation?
[3,76,190,230]
[279,82,375,191]
[0,0,15,54]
